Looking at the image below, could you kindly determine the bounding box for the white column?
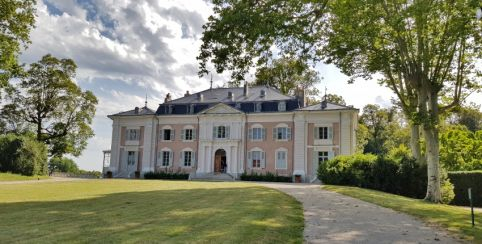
[109,119,120,173]
[142,118,154,173]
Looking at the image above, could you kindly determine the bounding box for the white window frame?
[249,124,265,141]
[159,148,172,167]
[273,124,291,141]
[275,148,288,169]
[160,126,174,142]
[278,101,286,112]
[181,149,195,167]
[255,102,262,112]
[126,129,140,141]
[182,126,196,141]
[247,147,265,169]
[314,125,333,145]
[127,151,137,165]
[213,125,230,139]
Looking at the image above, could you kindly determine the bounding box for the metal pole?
[469,188,475,227]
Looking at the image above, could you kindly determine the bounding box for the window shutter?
[248,128,252,140]
[160,130,163,140]
[180,151,184,165]
[287,127,292,140]
[134,151,138,166]
[328,127,333,139]
[181,129,185,140]
[213,126,217,139]
[192,129,197,140]
[226,126,230,139]
[314,127,319,139]
[328,151,335,159]
[247,151,252,169]
[192,151,196,165]
[172,129,175,141]
[169,151,173,166]
[261,151,266,168]
[262,128,266,140]
[272,128,277,140]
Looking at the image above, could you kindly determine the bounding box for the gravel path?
[258,182,461,244]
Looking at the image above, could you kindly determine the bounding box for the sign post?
[468,188,475,227]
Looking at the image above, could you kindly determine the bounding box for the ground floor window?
[276,150,287,169]
[127,151,136,165]
[183,151,192,167]
[162,151,171,166]
[318,151,329,164]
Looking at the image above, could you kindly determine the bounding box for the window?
[213,126,229,139]
[127,151,136,165]
[251,151,262,168]
[183,151,192,167]
[273,127,291,140]
[278,101,286,112]
[315,127,332,140]
[235,103,241,109]
[318,151,329,164]
[162,129,174,141]
[276,150,287,169]
[255,103,262,112]
[127,129,140,141]
[188,104,195,114]
[183,128,194,140]
[250,127,265,141]
[161,151,171,166]
[168,105,173,114]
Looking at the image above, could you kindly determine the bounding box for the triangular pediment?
[201,103,243,114]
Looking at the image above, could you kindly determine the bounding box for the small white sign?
[468,188,472,200]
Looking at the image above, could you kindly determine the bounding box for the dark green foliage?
[240,172,292,182]
[318,153,428,199]
[144,171,189,180]
[448,171,482,207]
[49,157,79,173]
[0,134,48,176]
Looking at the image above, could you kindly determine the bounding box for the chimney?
[228,91,234,101]
[184,90,190,97]
[134,107,139,114]
[243,82,249,96]
[295,87,306,107]
[321,100,327,110]
[197,93,204,102]
[164,93,172,103]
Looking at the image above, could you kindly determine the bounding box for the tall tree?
[0,0,36,94]
[254,57,320,99]
[1,54,98,157]
[198,0,482,202]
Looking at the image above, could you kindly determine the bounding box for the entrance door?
[214,149,226,173]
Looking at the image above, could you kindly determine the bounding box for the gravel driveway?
[258,182,461,244]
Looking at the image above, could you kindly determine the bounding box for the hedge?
[144,171,189,180]
[240,172,292,182]
[0,134,48,176]
[448,171,482,207]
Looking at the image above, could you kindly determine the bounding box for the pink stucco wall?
[156,123,198,173]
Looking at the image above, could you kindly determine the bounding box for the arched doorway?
[214,149,227,173]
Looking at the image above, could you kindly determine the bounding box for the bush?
[240,172,292,182]
[448,171,482,207]
[0,134,48,176]
[49,157,79,174]
[144,171,189,180]
[318,153,454,201]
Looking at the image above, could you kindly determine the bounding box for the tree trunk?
[409,124,423,164]
[423,91,441,203]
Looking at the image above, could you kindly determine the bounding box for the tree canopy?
[1,54,98,157]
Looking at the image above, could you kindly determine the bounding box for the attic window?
[188,104,195,114]
[168,105,173,114]
[278,101,286,112]
[255,103,262,112]
[235,103,241,109]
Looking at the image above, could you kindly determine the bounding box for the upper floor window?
[162,128,174,141]
[182,128,196,141]
[255,103,262,112]
[127,129,140,141]
[278,101,286,112]
[213,126,230,139]
[273,126,292,141]
[276,149,287,169]
[314,127,333,140]
[248,149,265,168]
[249,126,266,141]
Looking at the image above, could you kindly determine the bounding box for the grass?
[0,172,49,181]
[324,185,482,243]
[0,180,303,243]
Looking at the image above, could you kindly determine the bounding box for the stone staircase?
[189,172,235,181]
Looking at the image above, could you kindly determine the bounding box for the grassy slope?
[0,172,49,181]
[0,180,303,243]
[324,185,481,242]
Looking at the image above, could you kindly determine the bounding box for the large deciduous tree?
[199,0,482,202]
[0,0,36,93]
[1,54,98,157]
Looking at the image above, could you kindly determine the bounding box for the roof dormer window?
[278,101,286,112]
[255,102,262,112]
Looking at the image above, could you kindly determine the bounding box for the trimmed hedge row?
[240,172,292,182]
[448,171,482,207]
[144,171,189,180]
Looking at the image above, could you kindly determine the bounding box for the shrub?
[240,172,292,182]
[144,171,189,180]
[318,154,377,186]
[448,171,482,207]
[49,157,79,174]
[0,134,48,176]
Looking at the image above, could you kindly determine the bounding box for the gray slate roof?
[109,106,156,117]
[166,86,293,104]
[298,102,357,111]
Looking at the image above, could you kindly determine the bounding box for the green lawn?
[0,180,303,243]
[0,172,49,181]
[324,185,481,242]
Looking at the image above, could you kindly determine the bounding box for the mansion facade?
[106,85,358,182]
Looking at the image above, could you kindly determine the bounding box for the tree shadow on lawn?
[0,187,303,244]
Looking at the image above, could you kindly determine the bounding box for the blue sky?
[19,0,481,171]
